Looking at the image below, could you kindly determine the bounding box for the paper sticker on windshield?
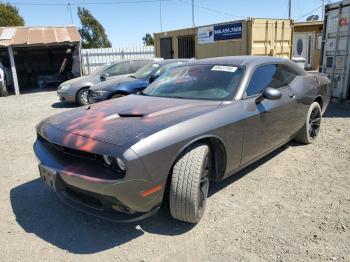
[152,64,160,68]
[211,65,237,73]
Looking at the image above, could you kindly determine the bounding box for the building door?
[160,38,173,59]
[293,32,313,68]
[178,35,195,58]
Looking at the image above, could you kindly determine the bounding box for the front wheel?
[76,88,90,106]
[169,143,211,223]
[295,102,322,144]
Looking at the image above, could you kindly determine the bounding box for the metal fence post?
[8,46,20,95]
[85,52,91,75]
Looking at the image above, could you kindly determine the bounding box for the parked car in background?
[57,58,161,106]
[34,56,330,224]
[0,61,12,96]
[0,65,4,96]
[88,59,189,104]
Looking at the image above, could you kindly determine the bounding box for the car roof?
[156,59,190,65]
[108,58,163,65]
[188,56,289,67]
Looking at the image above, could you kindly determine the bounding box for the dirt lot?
[0,91,349,262]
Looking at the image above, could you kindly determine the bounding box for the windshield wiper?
[129,75,136,78]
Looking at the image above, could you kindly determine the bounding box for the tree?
[77,7,111,48]
[142,33,154,46]
[0,2,25,26]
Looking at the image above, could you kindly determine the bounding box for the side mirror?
[100,73,109,81]
[255,87,282,104]
[149,74,158,83]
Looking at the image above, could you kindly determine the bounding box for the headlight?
[116,157,126,172]
[102,155,113,166]
[102,155,126,172]
[60,84,71,91]
[92,90,108,96]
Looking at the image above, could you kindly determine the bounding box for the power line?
[177,0,245,19]
[8,0,173,6]
[296,5,323,21]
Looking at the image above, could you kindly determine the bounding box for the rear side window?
[134,60,153,71]
[278,65,298,85]
[246,64,298,96]
[105,61,131,76]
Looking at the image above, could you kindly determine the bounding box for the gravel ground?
[0,91,349,262]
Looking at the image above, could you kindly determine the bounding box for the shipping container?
[320,0,350,100]
[154,18,293,60]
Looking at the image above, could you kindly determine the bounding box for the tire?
[110,93,126,99]
[169,143,211,223]
[295,102,322,144]
[76,88,89,106]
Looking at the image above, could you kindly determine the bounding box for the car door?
[241,63,300,165]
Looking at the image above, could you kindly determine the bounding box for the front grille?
[38,134,98,161]
[65,186,103,210]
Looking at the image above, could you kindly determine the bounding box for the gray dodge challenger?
[34,56,331,223]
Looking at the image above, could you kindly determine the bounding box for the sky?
[7,0,334,46]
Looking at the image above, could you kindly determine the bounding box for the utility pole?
[288,0,292,20]
[67,2,74,24]
[321,0,325,20]
[192,0,195,27]
[160,0,163,32]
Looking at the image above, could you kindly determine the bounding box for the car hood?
[61,75,92,85]
[90,76,147,92]
[40,95,221,148]
[59,74,102,89]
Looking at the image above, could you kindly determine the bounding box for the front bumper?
[57,89,76,103]
[88,90,111,104]
[33,134,164,222]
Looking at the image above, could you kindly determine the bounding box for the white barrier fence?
[81,46,155,75]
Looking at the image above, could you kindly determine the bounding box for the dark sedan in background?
[88,59,188,104]
[34,56,330,224]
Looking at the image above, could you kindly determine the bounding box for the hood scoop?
[118,113,144,118]
[102,112,143,122]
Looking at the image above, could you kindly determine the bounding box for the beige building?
[154,18,293,60]
[293,21,324,70]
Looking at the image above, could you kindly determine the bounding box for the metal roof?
[0,26,80,47]
[294,21,324,27]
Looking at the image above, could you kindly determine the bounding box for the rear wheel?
[295,102,322,144]
[76,88,89,106]
[169,143,210,223]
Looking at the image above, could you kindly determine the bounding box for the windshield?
[143,64,244,101]
[132,63,160,79]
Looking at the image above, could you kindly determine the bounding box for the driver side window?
[246,64,285,97]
